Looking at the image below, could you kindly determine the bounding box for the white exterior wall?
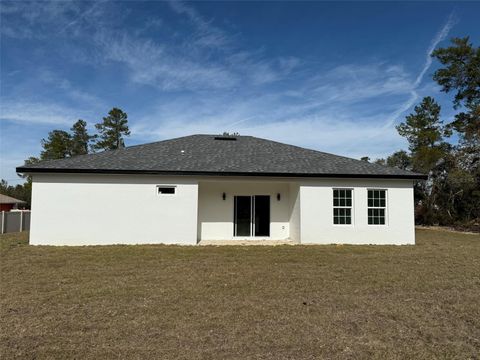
[197,180,291,241]
[29,174,415,246]
[288,183,301,243]
[299,178,415,245]
[30,174,198,245]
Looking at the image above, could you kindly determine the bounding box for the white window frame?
[332,188,354,226]
[156,185,177,195]
[367,189,388,225]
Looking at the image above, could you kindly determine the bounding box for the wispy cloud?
[308,63,413,104]
[168,0,229,48]
[94,1,300,91]
[413,12,457,88]
[60,2,104,33]
[0,1,106,39]
[0,99,93,125]
[37,69,105,106]
[1,1,299,91]
[383,12,457,128]
[96,31,239,90]
[350,13,456,147]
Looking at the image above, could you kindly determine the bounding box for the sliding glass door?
[234,195,270,237]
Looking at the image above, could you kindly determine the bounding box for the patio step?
[198,239,297,246]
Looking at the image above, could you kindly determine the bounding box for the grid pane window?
[368,190,386,225]
[333,189,352,224]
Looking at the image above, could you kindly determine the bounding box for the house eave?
[16,167,428,180]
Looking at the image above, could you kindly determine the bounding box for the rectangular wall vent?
[157,186,176,195]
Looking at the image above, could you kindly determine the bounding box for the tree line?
[1,108,131,207]
[29,107,131,163]
[365,37,479,227]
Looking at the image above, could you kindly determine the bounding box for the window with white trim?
[333,189,352,225]
[368,189,386,225]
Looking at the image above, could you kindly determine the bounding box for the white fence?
[0,211,31,234]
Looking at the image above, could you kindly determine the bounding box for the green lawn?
[1,229,479,359]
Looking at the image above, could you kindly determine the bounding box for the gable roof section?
[0,194,26,204]
[16,134,426,179]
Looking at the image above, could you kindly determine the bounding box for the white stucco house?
[17,134,426,246]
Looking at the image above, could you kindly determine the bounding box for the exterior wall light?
[222,192,226,200]
[277,193,281,201]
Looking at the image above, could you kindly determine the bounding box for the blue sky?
[1,1,479,183]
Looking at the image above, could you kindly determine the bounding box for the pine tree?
[71,119,95,155]
[397,97,444,151]
[94,108,131,151]
[40,130,72,160]
[432,37,480,148]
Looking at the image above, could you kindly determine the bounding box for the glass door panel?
[234,196,251,236]
[254,196,270,236]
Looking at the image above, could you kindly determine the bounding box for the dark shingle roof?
[16,134,426,179]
